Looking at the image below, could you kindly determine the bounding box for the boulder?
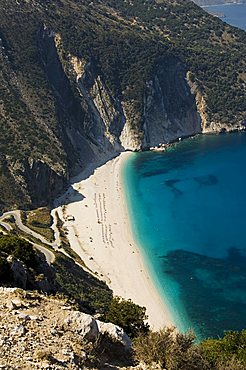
[64,311,99,340]
[64,312,132,348]
[97,320,131,349]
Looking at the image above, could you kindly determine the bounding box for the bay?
[204,3,246,31]
[124,133,246,339]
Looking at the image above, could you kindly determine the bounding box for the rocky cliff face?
[143,59,202,147]
[40,26,203,156]
[7,157,66,207]
[0,0,245,211]
[39,25,144,156]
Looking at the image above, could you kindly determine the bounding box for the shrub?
[201,330,246,368]
[102,296,149,338]
[0,235,36,267]
[0,255,12,283]
[133,328,208,370]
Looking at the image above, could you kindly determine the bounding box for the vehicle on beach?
[66,215,75,221]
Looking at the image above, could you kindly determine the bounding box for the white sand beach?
[53,152,174,330]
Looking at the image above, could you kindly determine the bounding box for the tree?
[0,235,36,267]
[0,256,12,284]
[102,296,149,338]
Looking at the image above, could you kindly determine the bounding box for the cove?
[123,132,246,340]
[205,3,246,31]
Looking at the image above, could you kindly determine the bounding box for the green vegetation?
[133,327,206,369]
[53,253,113,314]
[0,234,112,314]
[0,234,36,268]
[133,328,246,369]
[21,208,54,242]
[0,234,246,367]
[102,296,149,338]
[201,330,246,368]
[0,0,245,210]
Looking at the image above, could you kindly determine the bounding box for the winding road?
[0,210,56,265]
[33,243,55,264]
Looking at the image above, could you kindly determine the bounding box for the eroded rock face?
[142,59,202,147]
[6,157,67,208]
[41,26,221,162]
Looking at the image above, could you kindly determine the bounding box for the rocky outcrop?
[142,59,202,147]
[64,311,99,341]
[97,320,132,349]
[6,156,67,208]
[0,288,131,369]
[0,249,55,293]
[64,311,132,349]
[7,255,28,289]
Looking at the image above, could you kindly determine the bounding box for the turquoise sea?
[205,3,246,31]
[123,133,246,339]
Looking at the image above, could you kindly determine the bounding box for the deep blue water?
[205,3,246,31]
[124,133,246,339]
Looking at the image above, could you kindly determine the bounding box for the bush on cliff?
[201,330,246,368]
[0,234,36,268]
[0,255,12,283]
[102,296,149,338]
[132,328,246,370]
[133,327,207,370]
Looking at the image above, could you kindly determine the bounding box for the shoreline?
[53,152,175,330]
[202,2,244,8]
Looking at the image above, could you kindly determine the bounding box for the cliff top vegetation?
[0,0,245,210]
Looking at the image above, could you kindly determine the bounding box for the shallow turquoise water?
[205,3,246,31]
[123,133,246,339]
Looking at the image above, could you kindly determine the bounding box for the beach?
[53,152,174,330]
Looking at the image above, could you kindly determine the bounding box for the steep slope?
[0,288,131,369]
[0,0,245,211]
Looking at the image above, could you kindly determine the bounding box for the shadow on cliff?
[53,152,122,208]
[52,179,86,207]
[56,187,85,206]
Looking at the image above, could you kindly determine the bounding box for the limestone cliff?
[0,0,245,211]
[40,27,203,155]
[143,59,202,148]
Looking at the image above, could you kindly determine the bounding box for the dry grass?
[22,208,54,242]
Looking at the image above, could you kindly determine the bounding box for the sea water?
[123,133,246,339]
[204,3,246,31]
